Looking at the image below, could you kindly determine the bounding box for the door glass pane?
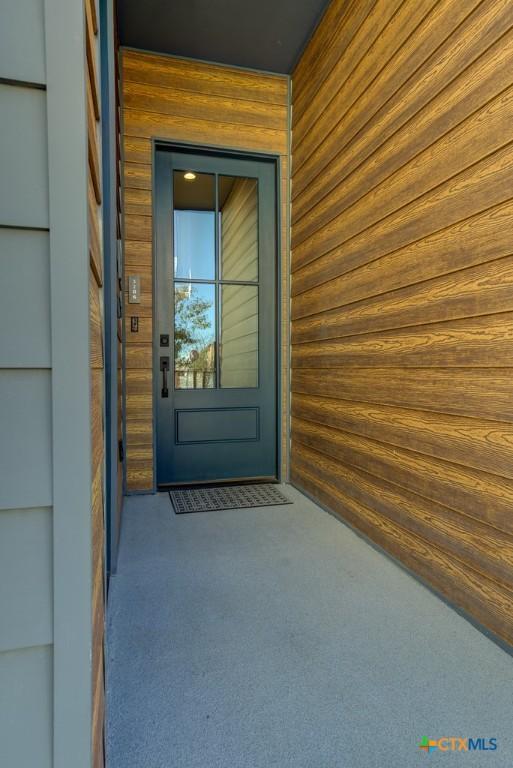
[173,171,215,280]
[219,176,258,282]
[220,285,258,388]
[174,282,216,389]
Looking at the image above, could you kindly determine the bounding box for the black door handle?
[160,356,170,398]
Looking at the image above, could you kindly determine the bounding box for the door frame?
[150,139,283,489]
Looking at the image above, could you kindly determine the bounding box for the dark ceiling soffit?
[289,1,332,73]
[117,0,333,75]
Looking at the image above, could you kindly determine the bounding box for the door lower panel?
[175,407,259,444]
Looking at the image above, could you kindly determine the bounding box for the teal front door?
[155,149,278,485]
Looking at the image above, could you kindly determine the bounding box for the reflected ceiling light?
[184,171,196,181]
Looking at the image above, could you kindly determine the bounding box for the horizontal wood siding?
[121,49,289,491]
[291,0,513,646]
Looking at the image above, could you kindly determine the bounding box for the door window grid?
[172,170,259,390]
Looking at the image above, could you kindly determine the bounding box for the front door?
[155,149,278,485]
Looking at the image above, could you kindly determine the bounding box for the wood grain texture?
[123,79,288,130]
[292,393,513,480]
[292,0,375,121]
[123,108,288,155]
[291,453,513,647]
[293,0,437,157]
[292,313,513,369]
[88,172,103,285]
[124,213,152,242]
[86,0,98,34]
[121,49,289,490]
[91,369,104,478]
[293,24,513,233]
[125,343,152,369]
[294,442,513,589]
[124,187,152,217]
[292,141,513,287]
[89,268,103,369]
[293,86,513,267]
[126,370,153,421]
[126,464,154,492]
[124,161,151,190]
[122,50,288,105]
[292,0,513,204]
[123,136,152,164]
[292,255,513,342]
[291,0,513,645]
[126,422,153,451]
[292,200,513,319]
[87,74,101,204]
[124,239,152,268]
[292,417,513,535]
[292,368,513,423]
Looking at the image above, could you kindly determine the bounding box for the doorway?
[155,149,279,486]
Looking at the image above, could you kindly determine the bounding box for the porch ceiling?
[117,0,332,74]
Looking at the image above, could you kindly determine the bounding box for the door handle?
[160,356,170,398]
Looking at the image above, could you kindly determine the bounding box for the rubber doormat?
[169,484,292,514]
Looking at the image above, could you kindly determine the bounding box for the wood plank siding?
[121,50,290,491]
[290,0,513,646]
[86,0,105,763]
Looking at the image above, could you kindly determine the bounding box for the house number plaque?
[128,275,141,304]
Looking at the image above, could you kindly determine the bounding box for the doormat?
[169,484,292,514]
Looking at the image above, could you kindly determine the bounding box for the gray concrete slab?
[106,485,513,768]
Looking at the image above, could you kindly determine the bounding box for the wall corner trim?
[44,0,93,765]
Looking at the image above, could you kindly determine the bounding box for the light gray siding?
[0,230,51,367]
[0,29,53,765]
[0,370,52,509]
[0,85,48,228]
[0,507,53,652]
[0,0,46,84]
[0,644,52,768]
[0,1,93,766]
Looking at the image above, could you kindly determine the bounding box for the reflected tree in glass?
[174,283,216,389]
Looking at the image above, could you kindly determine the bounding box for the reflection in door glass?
[219,176,258,282]
[173,171,215,280]
[220,285,258,388]
[174,283,216,389]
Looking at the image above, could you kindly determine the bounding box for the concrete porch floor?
[106,486,513,768]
